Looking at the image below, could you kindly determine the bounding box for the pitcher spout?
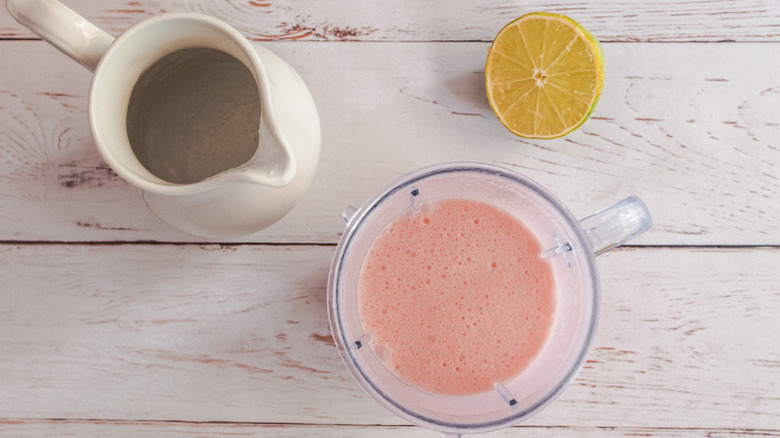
[233,115,297,187]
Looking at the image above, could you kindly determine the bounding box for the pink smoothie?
[357,198,556,396]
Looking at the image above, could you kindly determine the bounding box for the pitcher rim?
[89,12,291,196]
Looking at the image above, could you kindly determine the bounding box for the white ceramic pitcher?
[7,0,321,238]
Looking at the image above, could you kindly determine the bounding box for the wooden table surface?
[1,1,779,436]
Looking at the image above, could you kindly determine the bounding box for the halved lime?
[485,12,605,139]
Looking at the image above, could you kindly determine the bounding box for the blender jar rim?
[327,161,602,434]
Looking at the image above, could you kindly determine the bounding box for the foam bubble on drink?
[357,198,556,396]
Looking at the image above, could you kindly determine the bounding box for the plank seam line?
[2,37,780,44]
[1,419,778,432]
[0,241,778,250]
[0,240,338,247]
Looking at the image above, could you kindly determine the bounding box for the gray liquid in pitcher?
[126,48,261,184]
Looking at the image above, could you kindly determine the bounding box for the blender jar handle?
[6,0,114,72]
[578,196,652,256]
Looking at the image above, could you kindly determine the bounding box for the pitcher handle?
[579,195,652,256]
[6,0,114,71]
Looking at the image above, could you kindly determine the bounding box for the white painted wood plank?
[0,420,776,438]
[1,41,778,244]
[1,0,779,42]
[0,244,777,429]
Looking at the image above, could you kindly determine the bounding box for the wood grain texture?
[1,420,779,438]
[1,0,780,42]
[0,244,777,429]
[1,41,778,244]
[1,1,779,436]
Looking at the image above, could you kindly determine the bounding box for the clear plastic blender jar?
[328,162,651,436]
